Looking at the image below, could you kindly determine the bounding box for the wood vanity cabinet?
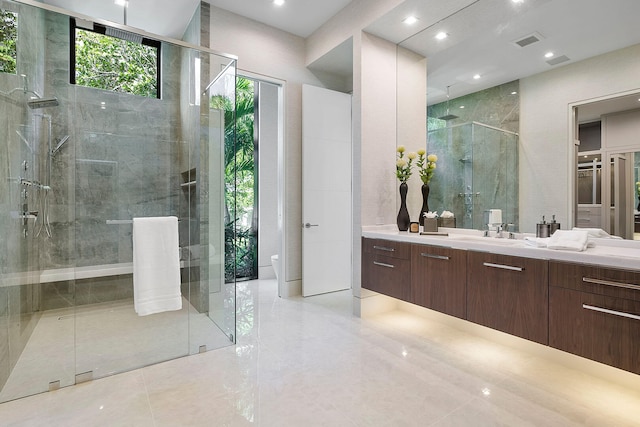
[361,238,411,301]
[466,251,549,345]
[410,245,467,319]
[549,261,640,375]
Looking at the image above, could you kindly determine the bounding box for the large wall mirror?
[365,0,640,235]
[574,94,640,240]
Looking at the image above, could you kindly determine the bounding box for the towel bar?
[106,218,187,225]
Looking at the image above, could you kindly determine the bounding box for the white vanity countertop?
[362,225,640,271]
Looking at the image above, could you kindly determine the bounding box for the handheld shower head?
[51,135,70,156]
[28,97,59,109]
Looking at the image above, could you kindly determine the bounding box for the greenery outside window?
[0,10,18,74]
[71,20,160,98]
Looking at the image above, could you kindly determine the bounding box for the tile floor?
[1,278,640,426]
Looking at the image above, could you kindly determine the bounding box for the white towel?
[547,229,589,252]
[572,227,623,239]
[133,216,182,316]
[524,237,550,248]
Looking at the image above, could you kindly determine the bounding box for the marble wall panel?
[426,81,520,231]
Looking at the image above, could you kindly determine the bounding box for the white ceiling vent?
[546,55,570,66]
[513,32,544,48]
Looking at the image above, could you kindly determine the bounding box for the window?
[0,10,18,74]
[71,20,160,98]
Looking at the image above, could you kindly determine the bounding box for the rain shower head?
[438,113,459,121]
[437,85,459,121]
[27,97,59,109]
[105,27,143,44]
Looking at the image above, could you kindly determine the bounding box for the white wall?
[257,82,279,279]
[519,43,640,233]
[208,5,326,294]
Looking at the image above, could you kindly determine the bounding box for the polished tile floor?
[1,278,640,426]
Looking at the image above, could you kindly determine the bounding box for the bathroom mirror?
[374,0,640,234]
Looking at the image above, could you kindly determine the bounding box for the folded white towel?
[133,216,182,316]
[572,227,622,239]
[547,229,589,252]
[524,237,550,248]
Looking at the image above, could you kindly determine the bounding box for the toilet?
[270,254,279,280]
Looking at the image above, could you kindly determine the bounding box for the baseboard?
[280,279,301,297]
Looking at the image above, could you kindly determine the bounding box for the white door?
[302,85,352,297]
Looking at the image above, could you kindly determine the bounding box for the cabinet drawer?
[550,261,640,302]
[361,251,410,301]
[550,286,640,375]
[467,251,549,344]
[411,244,467,319]
[362,237,410,260]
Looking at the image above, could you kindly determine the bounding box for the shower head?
[438,113,459,121]
[28,97,59,109]
[105,27,143,44]
[51,135,70,156]
[438,85,459,121]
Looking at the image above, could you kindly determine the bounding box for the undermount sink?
[446,234,525,246]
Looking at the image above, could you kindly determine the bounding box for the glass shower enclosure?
[0,0,237,402]
[427,121,519,230]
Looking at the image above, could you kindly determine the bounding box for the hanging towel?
[133,216,182,316]
[547,229,590,252]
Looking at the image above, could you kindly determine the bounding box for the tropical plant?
[74,28,157,98]
[212,77,258,282]
[0,10,18,74]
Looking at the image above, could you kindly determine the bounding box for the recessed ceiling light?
[511,91,518,95]
[545,52,554,58]
[459,105,465,109]
[114,0,127,6]
[403,16,418,25]
[435,32,448,40]
[512,0,524,3]
[273,0,285,6]
[473,74,481,80]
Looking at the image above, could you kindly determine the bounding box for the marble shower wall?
[0,0,46,392]
[426,81,520,231]
[39,13,183,270]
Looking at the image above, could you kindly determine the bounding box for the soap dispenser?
[536,216,551,238]
[549,215,561,235]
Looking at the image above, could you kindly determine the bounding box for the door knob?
[303,223,319,228]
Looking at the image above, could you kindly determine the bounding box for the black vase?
[397,182,410,231]
[418,183,430,226]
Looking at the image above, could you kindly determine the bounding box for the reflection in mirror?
[576,96,640,239]
[426,81,519,231]
[386,0,640,235]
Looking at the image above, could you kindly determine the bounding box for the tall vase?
[418,183,430,226]
[397,182,410,231]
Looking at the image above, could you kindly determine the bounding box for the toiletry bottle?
[536,215,551,238]
[549,215,560,235]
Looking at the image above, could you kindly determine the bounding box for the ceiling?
[43,0,640,111]
[43,0,201,39]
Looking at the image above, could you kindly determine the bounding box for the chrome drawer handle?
[421,253,450,260]
[582,277,640,292]
[582,304,640,321]
[373,261,395,269]
[483,262,523,272]
[373,245,395,252]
